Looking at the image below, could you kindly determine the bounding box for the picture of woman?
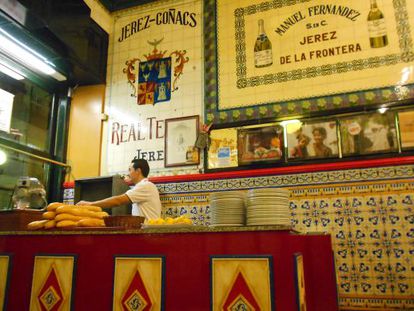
[287,121,338,160]
[309,127,333,157]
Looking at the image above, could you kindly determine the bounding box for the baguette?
[56,206,104,218]
[47,202,64,211]
[55,213,84,222]
[96,211,109,218]
[77,218,105,227]
[42,211,56,220]
[61,205,102,212]
[80,205,103,212]
[44,220,56,229]
[56,220,77,228]
[27,220,48,230]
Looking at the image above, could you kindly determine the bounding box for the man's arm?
[76,194,131,209]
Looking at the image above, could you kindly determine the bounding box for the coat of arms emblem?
[123,38,189,105]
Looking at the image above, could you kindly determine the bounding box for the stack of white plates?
[246,188,290,226]
[209,191,246,227]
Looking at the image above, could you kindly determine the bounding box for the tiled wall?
[63,164,414,309]
[157,165,414,310]
[204,0,414,125]
[102,0,204,176]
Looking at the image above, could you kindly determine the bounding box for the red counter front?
[0,229,338,310]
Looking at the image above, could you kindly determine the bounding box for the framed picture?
[207,128,238,169]
[339,112,397,156]
[237,125,283,165]
[398,110,414,149]
[287,120,338,160]
[164,115,199,167]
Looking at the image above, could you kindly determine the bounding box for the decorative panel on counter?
[0,230,336,311]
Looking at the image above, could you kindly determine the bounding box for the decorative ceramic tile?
[158,166,414,310]
[63,165,414,309]
[204,0,414,124]
[156,165,414,194]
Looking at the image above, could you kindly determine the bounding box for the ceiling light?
[0,149,7,165]
[0,28,66,81]
[0,61,24,80]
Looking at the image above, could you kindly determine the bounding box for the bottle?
[254,19,273,67]
[367,0,388,48]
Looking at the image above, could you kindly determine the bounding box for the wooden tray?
[0,209,43,231]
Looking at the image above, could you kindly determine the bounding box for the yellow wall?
[67,85,105,180]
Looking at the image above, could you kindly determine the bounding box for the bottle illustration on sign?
[254,19,273,67]
[367,0,388,48]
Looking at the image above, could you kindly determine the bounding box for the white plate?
[210,192,245,199]
[248,188,289,194]
[247,198,289,203]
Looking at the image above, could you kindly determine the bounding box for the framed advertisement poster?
[398,110,414,149]
[340,112,397,156]
[164,115,199,167]
[208,128,238,169]
[287,120,339,160]
[237,125,283,165]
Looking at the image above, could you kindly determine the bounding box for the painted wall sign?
[122,39,189,104]
[216,0,414,109]
[103,0,203,176]
[117,9,197,42]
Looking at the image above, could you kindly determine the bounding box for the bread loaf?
[27,220,48,230]
[61,205,102,212]
[79,205,102,212]
[42,211,56,220]
[55,213,84,222]
[56,206,103,218]
[44,220,56,229]
[56,220,77,228]
[47,202,64,211]
[77,218,105,227]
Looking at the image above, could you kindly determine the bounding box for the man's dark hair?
[131,158,150,177]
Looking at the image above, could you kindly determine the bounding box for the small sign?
[217,147,230,167]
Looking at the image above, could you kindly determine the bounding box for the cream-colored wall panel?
[216,0,414,109]
[103,0,204,176]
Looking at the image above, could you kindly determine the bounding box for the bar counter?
[0,226,338,310]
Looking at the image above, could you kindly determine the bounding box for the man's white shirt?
[125,178,161,219]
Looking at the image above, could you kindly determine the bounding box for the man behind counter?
[76,159,161,220]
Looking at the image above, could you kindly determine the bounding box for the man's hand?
[76,200,92,206]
